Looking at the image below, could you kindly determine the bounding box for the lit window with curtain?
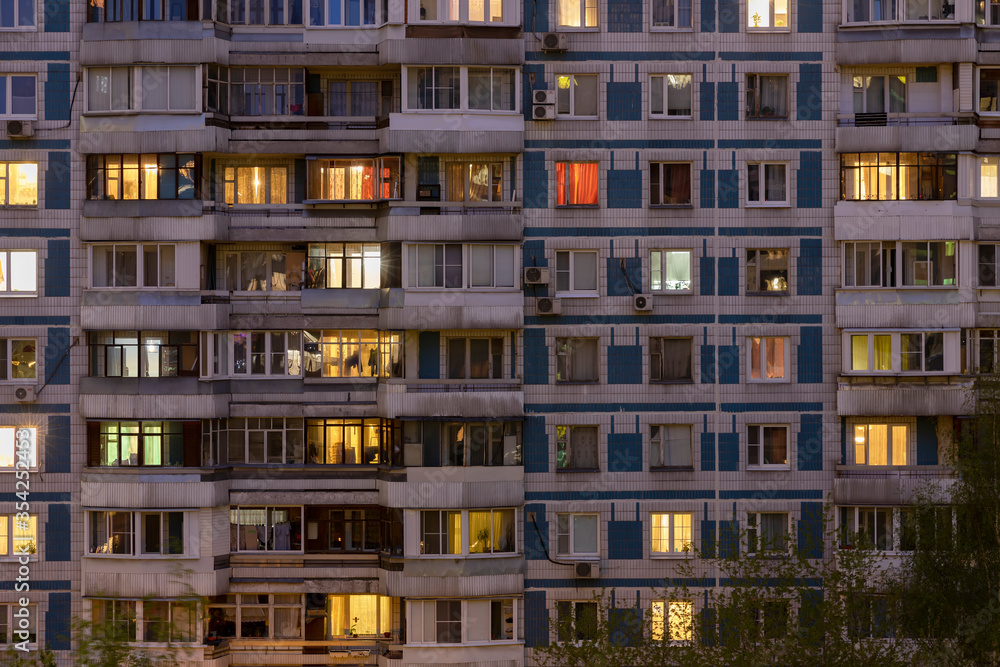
[649,163,691,205]
[652,601,693,642]
[650,249,692,292]
[223,164,288,205]
[746,0,786,27]
[306,243,380,289]
[327,595,391,636]
[306,157,401,201]
[556,0,597,26]
[446,162,503,202]
[87,154,200,201]
[650,512,692,554]
[840,152,957,201]
[748,336,788,381]
[981,157,1000,198]
[467,509,515,554]
[853,423,909,466]
[746,163,787,204]
[555,162,599,206]
[853,75,906,114]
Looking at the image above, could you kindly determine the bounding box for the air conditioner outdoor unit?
[524,266,550,285]
[541,32,568,52]
[13,386,35,402]
[533,104,555,120]
[536,297,561,315]
[633,293,653,311]
[7,120,33,138]
[575,561,599,578]
[533,89,555,105]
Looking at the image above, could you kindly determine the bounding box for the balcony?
[835,116,978,153]
[378,380,523,419]
[203,638,402,665]
[224,116,379,154]
[380,289,523,330]
[379,205,522,243]
[379,112,523,154]
[837,375,972,415]
[380,465,524,509]
[833,465,956,504]
[81,291,230,329]
[835,290,975,328]
[79,377,231,418]
[836,23,975,65]
[834,201,973,241]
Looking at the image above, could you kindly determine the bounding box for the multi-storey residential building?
[0,0,991,661]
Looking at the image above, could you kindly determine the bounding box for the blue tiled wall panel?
[797,150,823,207]
[717,82,738,120]
[607,168,642,207]
[45,504,71,561]
[701,431,716,471]
[718,256,738,295]
[524,591,548,646]
[607,257,642,295]
[417,331,440,379]
[610,608,643,645]
[719,520,739,558]
[609,520,644,559]
[44,64,70,121]
[46,593,71,650]
[608,344,642,385]
[45,239,70,296]
[45,0,69,30]
[416,156,439,185]
[701,0,715,31]
[699,169,715,208]
[607,82,642,117]
[797,326,823,384]
[718,344,739,384]
[798,502,824,558]
[524,417,548,473]
[797,66,823,119]
[45,152,70,210]
[699,82,715,121]
[797,414,823,471]
[523,64,546,121]
[700,344,716,384]
[701,520,717,557]
[44,327,70,385]
[608,433,642,472]
[798,237,823,294]
[798,0,822,32]
[718,0,738,31]
[523,0,548,32]
[45,415,70,473]
[916,416,939,465]
[718,432,739,471]
[523,328,549,385]
[718,169,738,208]
[523,152,548,209]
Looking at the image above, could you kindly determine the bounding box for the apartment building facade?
[0,0,984,661]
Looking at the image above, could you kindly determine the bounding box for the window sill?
[85,553,196,559]
[650,25,694,31]
[556,468,601,473]
[747,379,789,384]
[649,115,693,120]
[746,27,791,32]
[0,27,36,31]
[744,202,791,208]
[651,290,693,295]
[650,466,695,472]
[747,465,791,471]
[554,116,600,121]
[82,110,200,116]
[554,292,600,298]
[555,381,600,385]
[0,380,37,385]
[746,116,790,121]
[649,203,693,208]
[840,19,957,27]
[746,291,790,296]
[555,204,600,209]
[650,553,693,559]
[554,25,599,31]
[0,293,38,298]
[650,379,694,385]
[557,554,599,560]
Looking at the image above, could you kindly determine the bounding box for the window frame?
[555,512,600,557]
[90,243,177,289]
[229,506,303,553]
[86,510,187,557]
[746,0,788,29]
[844,240,958,289]
[222,164,290,205]
[0,603,37,646]
[747,336,790,383]
[0,74,36,117]
[555,338,600,383]
[305,156,402,202]
[974,329,1000,374]
[556,0,598,28]
[651,600,694,643]
[220,249,303,292]
[444,161,505,203]
[845,0,954,22]
[650,511,693,556]
[746,424,790,470]
[746,162,789,205]
[649,337,693,383]
[445,336,505,380]
[555,600,600,643]
[555,162,600,207]
[649,162,693,206]
[0,426,36,470]
[0,514,37,560]
[554,249,599,294]
[305,243,380,290]
[746,511,789,555]
[0,0,35,28]
[554,74,599,118]
[227,331,302,378]
[650,424,693,469]
[650,249,693,293]
[85,66,201,114]
[850,422,910,466]
[839,152,957,201]
[746,74,789,119]
[93,598,198,644]
[0,162,38,207]
[852,74,907,115]
[555,425,600,471]
[86,153,201,201]
[88,331,198,378]
[406,598,519,645]
[0,338,36,383]
[412,0,506,23]
[650,0,691,28]
[404,243,517,290]
[0,250,37,296]
[845,330,953,375]
[402,66,519,113]
[745,248,790,294]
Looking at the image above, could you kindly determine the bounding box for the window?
[228,0,302,24]
[980,0,1000,24]
[847,0,952,21]
[86,154,200,200]
[0,426,35,469]
[206,594,307,641]
[223,165,288,204]
[305,157,401,201]
[555,75,598,117]
[840,152,957,201]
[650,250,692,292]
[327,595,392,637]
[446,162,503,202]
[447,337,504,379]
[468,68,516,110]
[228,331,301,376]
[651,0,690,26]
[227,68,304,115]
[93,421,187,467]
[747,512,788,554]
[230,506,302,552]
[86,67,132,111]
[324,509,380,552]
[748,336,788,381]
[556,601,598,642]
[555,425,599,470]
[306,243,379,289]
[407,66,459,110]
[652,601,693,642]
[650,76,692,121]
[746,0,786,27]
[89,331,198,377]
[0,339,35,381]
[556,338,599,383]
[92,600,136,641]
[649,163,691,206]
[845,241,956,288]
[982,157,1000,199]
[556,162,599,207]
[555,250,598,293]
[402,420,522,467]
[837,506,925,553]
[747,425,788,468]
[746,249,789,293]
[406,244,515,289]
[746,163,788,204]
[754,602,790,639]
[981,244,1000,286]
[848,331,947,373]
[0,604,37,646]
[0,250,35,295]
[304,418,387,465]
[328,80,379,116]
[557,0,596,26]
[853,75,906,114]
[650,338,692,382]
[420,510,461,555]
[746,75,787,118]
[416,0,503,22]
[87,66,198,113]
[0,515,36,558]
[975,329,1000,373]
[468,509,516,554]
[88,0,199,21]
[0,162,37,206]
[556,513,598,556]
[309,0,379,25]
[93,599,196,643]
[0,75,34,116]
[209,417,303,465]
[88,511,185,555]
[651,425,692,469]
[91,244,175,288]
[0,0,34,26]
[220,250,303,291]
[407,599,516,644]
[852,423,909,466]
[651,512,692,555]
[303,330,402,379]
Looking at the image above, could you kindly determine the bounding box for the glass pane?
[573,514,598,553]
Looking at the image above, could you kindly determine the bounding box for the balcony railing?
[406,380,522,393]
[837,112,976,127]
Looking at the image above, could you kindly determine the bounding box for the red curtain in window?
[361,165,374,200]
[570,163,598,205]
[556,162,567,206]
